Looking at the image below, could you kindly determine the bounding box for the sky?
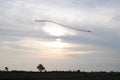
[0,0,120,72]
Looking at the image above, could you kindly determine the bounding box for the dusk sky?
[0,0,120,72]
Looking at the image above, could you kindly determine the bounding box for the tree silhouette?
[37,64,45,72]
[5,67,8,71]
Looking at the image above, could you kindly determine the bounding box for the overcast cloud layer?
[0,0,120,71]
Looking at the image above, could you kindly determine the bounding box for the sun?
[42,23,66,36]
[46,38,68,49]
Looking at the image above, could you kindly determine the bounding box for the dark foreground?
[0,71,120,80]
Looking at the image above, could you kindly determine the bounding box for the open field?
[0,71,120,80]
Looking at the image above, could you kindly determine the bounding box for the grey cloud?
[62,27,120,51]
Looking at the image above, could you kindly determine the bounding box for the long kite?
[35,20,91,32]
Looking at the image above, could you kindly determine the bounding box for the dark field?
[0,71,120,80]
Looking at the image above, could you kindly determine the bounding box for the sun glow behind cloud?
[46,38,68,49]
[13,37,95,60]
[13,38,76,59]
[6,37,93,60]
[42,23,76,36]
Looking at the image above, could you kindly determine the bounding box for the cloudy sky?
[0,0,120,72]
